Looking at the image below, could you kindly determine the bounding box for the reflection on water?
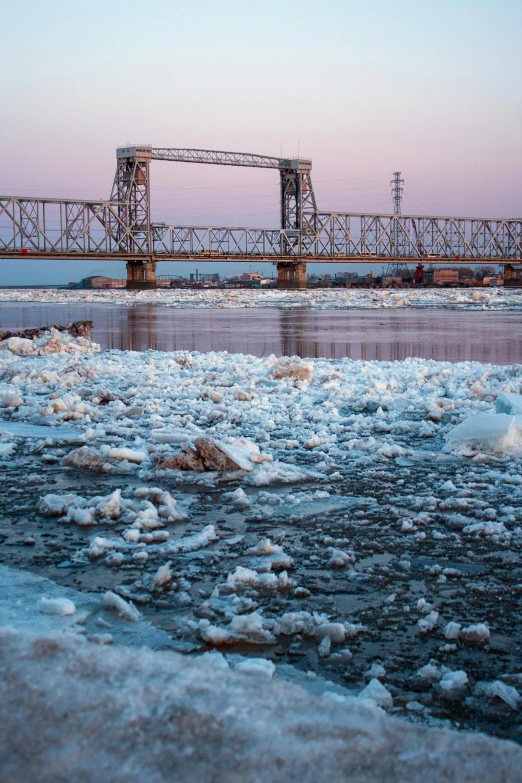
[1,302,522,364]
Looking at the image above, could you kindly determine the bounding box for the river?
[1,302,521,363]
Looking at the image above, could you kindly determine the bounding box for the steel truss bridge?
[1,144,521,288]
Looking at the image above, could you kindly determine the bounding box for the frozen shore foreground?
[1,285,521,310]
[1,625,521,783]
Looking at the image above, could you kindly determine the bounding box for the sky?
[0,0,521,284]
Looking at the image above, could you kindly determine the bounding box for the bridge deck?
[2,251,516,265]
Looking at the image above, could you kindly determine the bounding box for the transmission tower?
[391,171,404,215]
[386,171,411,280]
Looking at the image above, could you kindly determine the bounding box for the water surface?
[1,302,521,363]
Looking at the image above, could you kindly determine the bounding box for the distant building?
[344,275,378,288]
[335,272,358,281]
[223,272,264,288]
[80,276,125,289]
[381,275,403,288]
[504,265,522,287]
[424,269,459,285]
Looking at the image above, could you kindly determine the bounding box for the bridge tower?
[277,157,315,289]
[111,145,156,290]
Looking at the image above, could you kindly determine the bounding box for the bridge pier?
[277,261,307,290]
[126,261,157,290]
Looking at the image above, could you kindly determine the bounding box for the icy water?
[3,307,522,743]
[2,301,522,362]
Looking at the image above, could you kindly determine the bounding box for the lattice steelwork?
[0,145,520,263]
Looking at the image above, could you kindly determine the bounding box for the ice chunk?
[103,591,141,622]
[152,562,172,588]
[226,566,287,593]
[440,670,468,691]
[65,507,95,526]
[1,392,23,407]
[417,611,439,633]
[108,447,148,464]
[167,525,218,553]
[496,392,522,415]
[96,490,122,520]
[328,549,352,568]
[246,461,325,486]
[270,356,313,382]
[480,680,521,711]
[199,612,276,646]
[318,636,331,658]
[459,623,490,644]
[37,597,76,616]
[417,663,443,682]
[315,623,346,644]
[0,443,16,458]
[37,493,86,516]
[229,487,251,509]
[151,429,191,444]
[445,413,522,453]
[359,678,393,708]
[0,421,86,443]
[443,621,462,640]
[235,658,276,679]
[249,538,282,556]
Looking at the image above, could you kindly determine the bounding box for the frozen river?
[1,301,522,363]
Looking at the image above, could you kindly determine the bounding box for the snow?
[3,626,522,783]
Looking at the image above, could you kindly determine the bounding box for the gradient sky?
[1,0,521,284]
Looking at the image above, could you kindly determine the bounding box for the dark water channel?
[1,302,522,363]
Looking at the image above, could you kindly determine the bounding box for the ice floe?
[2,286,521,311]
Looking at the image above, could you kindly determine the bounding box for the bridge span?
[1,145,521,289]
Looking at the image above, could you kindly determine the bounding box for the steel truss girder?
[0,196,150,255]
[148,214,522,261]
[1,198,520,261]
[150,148,311,171]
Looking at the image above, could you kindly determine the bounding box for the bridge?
[1,144,521,289]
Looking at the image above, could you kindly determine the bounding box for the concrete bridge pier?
[276,261,307,290]
[126,261,157,290]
